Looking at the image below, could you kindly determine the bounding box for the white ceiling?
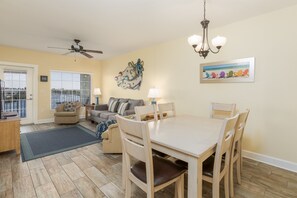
[0,0,296,60]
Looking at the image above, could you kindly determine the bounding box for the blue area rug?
[21,125,99,162]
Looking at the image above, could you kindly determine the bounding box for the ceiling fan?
[48,39,103,58]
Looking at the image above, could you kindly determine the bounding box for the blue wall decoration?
[115,58,144,90]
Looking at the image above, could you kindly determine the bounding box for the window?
[51,71,91,109]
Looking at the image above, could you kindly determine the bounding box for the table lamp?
[147,88,160,105]
[93,88,101,105]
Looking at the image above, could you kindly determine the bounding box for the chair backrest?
[116,115,154,187]
[158,102,176,119]
[231,109,250,156]
[213,114,239,179]
[211,103,236,119]
[135,105,158,121]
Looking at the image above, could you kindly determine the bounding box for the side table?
[85,104,95,121]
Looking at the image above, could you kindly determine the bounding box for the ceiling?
[0,0,296,60]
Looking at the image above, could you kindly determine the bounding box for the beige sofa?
[54,102,81,124]
[101,123,122,153]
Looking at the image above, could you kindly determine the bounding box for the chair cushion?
[100,112,117,120]
[131,156,186,186]
[54,111,77,117]
[203,155,225,177]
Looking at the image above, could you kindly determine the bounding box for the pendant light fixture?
[188,0,226,58]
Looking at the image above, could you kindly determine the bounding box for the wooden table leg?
[122,153,126,190]
[188,157,202,198]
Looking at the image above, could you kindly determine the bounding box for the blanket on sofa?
[96,119,117,140]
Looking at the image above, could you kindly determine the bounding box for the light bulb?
[188,35,202,46]
[211,36,227,47]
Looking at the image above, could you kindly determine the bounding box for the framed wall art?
[200,57,255,83]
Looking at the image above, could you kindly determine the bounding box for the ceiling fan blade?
[62,51,74,55]
[48,46,70,50]
[83,49,103,54]
[80,51,93,58]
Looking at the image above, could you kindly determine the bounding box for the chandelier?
[188,0,226,58]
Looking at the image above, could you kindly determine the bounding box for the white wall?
[102,5,297,165]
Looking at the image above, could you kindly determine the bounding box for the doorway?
[0,64,36,124]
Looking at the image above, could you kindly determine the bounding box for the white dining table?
[147,115,223,198]
[121,115,224,198]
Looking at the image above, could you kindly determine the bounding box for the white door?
[0,66,34,124]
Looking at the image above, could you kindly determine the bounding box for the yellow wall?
[0,45,102,121]
[102,5,297,163]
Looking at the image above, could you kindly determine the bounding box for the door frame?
[0,61,38,124]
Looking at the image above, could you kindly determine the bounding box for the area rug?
[21,125,99,162]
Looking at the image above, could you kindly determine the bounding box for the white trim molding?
[36,118,54,124]
[243,150,297,173]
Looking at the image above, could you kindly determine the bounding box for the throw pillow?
[117,102,129,115]
[108,100,119,112]
[63,102,76,112]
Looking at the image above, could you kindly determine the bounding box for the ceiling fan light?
[188,35,202,46]
[212,36,227,47]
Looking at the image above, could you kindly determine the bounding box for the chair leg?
[224,171,230,198]
[175,174,184,198]
[125,179,132,198]
[236,157,242,184]
[212,180,220,198]
[230,160,235,198]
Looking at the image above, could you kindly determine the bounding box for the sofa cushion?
[118,98,129,103]
[100,112,117,120]
[108,100,119,112]
[108,97,117,107]
[117,102,129,115]
[90,110,105,117]
[128,99,144,110]
[108,115,116,120]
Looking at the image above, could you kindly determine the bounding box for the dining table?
[122,115,224,198]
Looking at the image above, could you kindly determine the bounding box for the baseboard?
[37,115,86,124]
[242,150,297,173]
[36,118,54,124]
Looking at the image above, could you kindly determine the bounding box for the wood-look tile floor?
[0,120,297,198]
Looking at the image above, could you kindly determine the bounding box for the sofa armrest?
[95,104,108,111]
[102,123,119,141]
[123,109,135,116]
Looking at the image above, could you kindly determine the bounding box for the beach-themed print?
[115,58,144,90]
[200,57,255,83]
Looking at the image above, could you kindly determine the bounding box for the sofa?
[54,102,81,124]
[89,97,144,123]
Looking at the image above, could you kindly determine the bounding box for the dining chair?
[211,103,236,119]
[135,105,158,121]
[158,102,176,119]
[116,115,186,198]
[229,109,250,198]
[202,114,239,198]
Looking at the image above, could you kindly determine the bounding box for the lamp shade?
[211,36,227,47]
[147,88,160,98]
[188,35,202,46]
[93,88,101,96]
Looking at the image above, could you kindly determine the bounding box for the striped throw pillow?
[108,100,119,112]
[117,102,129,115]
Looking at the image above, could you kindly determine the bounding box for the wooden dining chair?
[135,105,158,121]
[202,114,239,198]
[116,115,186,198]
[211,103,236,119]
[229,109,250,198]
[158,102,176,119]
